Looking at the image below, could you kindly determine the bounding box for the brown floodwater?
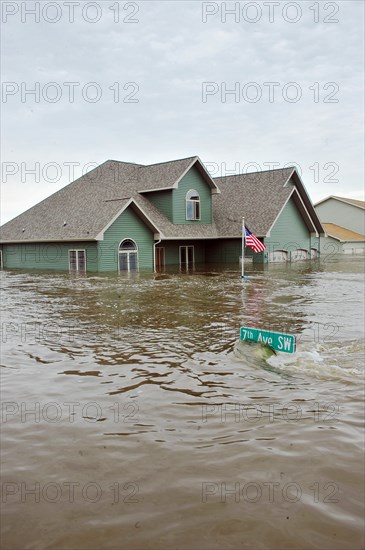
[1,256,364,550]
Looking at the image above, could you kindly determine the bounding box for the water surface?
[1,256,364,549]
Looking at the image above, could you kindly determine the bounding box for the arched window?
[119,239,138,272]
[186,189,201,221]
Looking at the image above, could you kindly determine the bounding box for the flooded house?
[314,195,365,255]
[0,156,325,272]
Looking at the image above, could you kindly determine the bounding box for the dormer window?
[186,190,201,221]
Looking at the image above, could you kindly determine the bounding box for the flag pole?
[241,217,245,279]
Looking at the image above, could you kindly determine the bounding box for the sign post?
[240,327,296,354]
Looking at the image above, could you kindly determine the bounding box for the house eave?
[138,185,175,193]
[139,157,221,195]
[0,238,98,244]
[315,195,365,210]
[158,236,218,241]
[95,198,161,240]
[325,232,365,243]
[173,156,220,192]
[158,234,265,241]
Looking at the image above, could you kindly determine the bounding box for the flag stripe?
[245,228,266,253]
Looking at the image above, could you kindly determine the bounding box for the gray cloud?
[1,0,364,223]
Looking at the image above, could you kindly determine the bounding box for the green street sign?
[240,327,296,354]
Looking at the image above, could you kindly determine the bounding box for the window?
[291,249,308,262]
[69,250,86,273]
[268,250,288,263]
[186,190,201,221]
[179,245,194,271]
[119,239,138,272]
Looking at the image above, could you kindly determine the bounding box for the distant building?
[0,156,324,272]
[315,196,365,255]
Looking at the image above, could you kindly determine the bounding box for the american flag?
[245,227,266,253]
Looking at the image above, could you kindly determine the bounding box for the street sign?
[240,327,296,354]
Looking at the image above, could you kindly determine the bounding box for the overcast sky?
[1,0,364,224]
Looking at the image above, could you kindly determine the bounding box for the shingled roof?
[1,160,137,242]
[0,157,219,243]
[213,168,324,237]
[0,157,323,243]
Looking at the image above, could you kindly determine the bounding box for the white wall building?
[315,196,365,255]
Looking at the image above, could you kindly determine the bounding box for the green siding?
[265,198,311,258]
[320,236,342,257]
[172,167,212,224]
[2,242,98,271]
[146,190,173,221]
[98,206,154,271]
[162,241,179,265]
[206,239,242,263]
[252,250,265,264]
[2,208,154,272]
[310,235,320,252]
[160,241,206,266]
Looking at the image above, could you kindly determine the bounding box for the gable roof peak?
[331,196,365,208]
[145,155,198,167]
[106,159,143,166]
[314,195,365,209]
[137,155,219,194]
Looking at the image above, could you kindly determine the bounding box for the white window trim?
[269,250,289,263]
[118,239,139,273]
[290,249,309,261]
[0,249,3,269]
[179,245,195,270]
[185,189,201,221]
[69,249,87,273]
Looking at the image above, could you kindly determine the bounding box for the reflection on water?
[1,256,364,549]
